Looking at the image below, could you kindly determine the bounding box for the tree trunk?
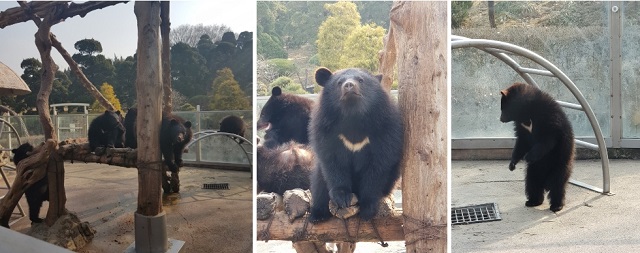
[391,2,448,252]
[161,1,172,113]
[488,1,497,28]
[134,1,163,217]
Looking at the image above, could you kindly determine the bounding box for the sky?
[0,1,256,73]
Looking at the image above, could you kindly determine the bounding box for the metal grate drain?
[451,203,501,225]
[203,183,229,190]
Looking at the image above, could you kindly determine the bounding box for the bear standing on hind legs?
[12,143,48,224]
[500,82,574,212]
[308,68,404,223]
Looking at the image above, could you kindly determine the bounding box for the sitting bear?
[257,140,314,195]
[123,108,137,148]
[219,115,247,144]
[88,110,125,152]
[500,82,574,212]
[257,87,314,147]
[161,112,193,174]
[308,68,404,223]
[12,143,49,224]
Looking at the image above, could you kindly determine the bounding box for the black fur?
[500,82,574,212]
[12,143,48,224]
[124,108,137,148]
[257,87,314,146]
[308,68,404,222]
[160,112,193,173]
[219,115,246,144]
[88,110,125,151]
[257,141,314,195]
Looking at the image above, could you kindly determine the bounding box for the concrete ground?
[452,159,640,252]
[2,162,252,253]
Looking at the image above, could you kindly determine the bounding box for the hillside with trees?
[5,24,252,114]
[257,1,392,96]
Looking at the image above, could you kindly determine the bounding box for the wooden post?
[391,1,448,252]
[160,1,172,113]
[134,2,167,252]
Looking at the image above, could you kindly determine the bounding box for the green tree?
[90,82,122,112]
[269,76,308,95]
[17,58,71,114]
[188,95,211,111]
[70,39,116,103]
[316,1,361,70]
[113,56,136,108]
[452,1,473,28]
[267,58,297,77]
[171,42,210,98]
[210,68,250,110]
[339,23,385,71]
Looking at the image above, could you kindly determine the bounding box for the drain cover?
[203,183,229,190]
[451,203,501,225]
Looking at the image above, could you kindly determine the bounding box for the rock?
[256,192,283,220]
[27,212,96,251]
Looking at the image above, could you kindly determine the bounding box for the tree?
[70,39,116,103]
[269,76,307,95]
[197,34,215,58]
[171,42,210,98]
[17,58,71,114]
[113,56,137,108]
[210,68,250,110]
[170,24,232,47]
[452,1,474,28]
[90,83,122,112]
[316,2,361,70]
[339,23,385,71]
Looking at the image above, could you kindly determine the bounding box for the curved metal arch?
[0,118,25,223]
[452,35,611,195]
[187,131,253,166]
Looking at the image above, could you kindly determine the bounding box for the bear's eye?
[357,77,364,83]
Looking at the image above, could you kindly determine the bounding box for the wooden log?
[257,192,403,242]
[256,210,404,242]
[0,140,55,227]
[58,141,137,168]
[392,1,448,252]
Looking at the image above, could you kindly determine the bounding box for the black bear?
[219,115,246,144]
[500,82,574,212]
[12,143,49,224]
[257,87,314,147]
[257,141,314,195]
[161,112,193,173]
[308,68,404,222]
[123,108,137,148]
[88,110,125,152]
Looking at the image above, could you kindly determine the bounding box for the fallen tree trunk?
[58,139,137,167]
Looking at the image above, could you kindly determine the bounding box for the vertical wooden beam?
[160,1,172,113]
[134,2,167,252]
[392,1,448,252]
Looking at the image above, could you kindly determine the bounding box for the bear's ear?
[170,119,179,125]
[184,121,192,128]
[104,110,110,114]
[11,149,16,154]
[116,111,122,115]
[500,89,509,97]
[375,74,383,83]
[315,67,333,87]
[272,87,282,96]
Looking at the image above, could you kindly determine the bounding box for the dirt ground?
[2,162,252,253]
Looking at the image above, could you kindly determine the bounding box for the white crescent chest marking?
[521,120,533,133]
[338,134,370,152]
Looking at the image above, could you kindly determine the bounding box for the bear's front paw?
[329,188,352,209]
[308,209,332,223]
[509,161,516,171]
[175,158,183,167]
[30,217,44,223]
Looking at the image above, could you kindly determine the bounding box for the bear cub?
[257,140,314,195]
[309,68,404,222]
[123,108,137,148]
[257,87,314,147]
[219,115,247,144]
[161,112,193,173]
[88,110,125,152]
[500,82,574,212]
[12,143,49,224]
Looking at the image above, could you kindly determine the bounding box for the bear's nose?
[343,81,354,91]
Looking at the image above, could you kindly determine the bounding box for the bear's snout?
[341,79,360,96]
